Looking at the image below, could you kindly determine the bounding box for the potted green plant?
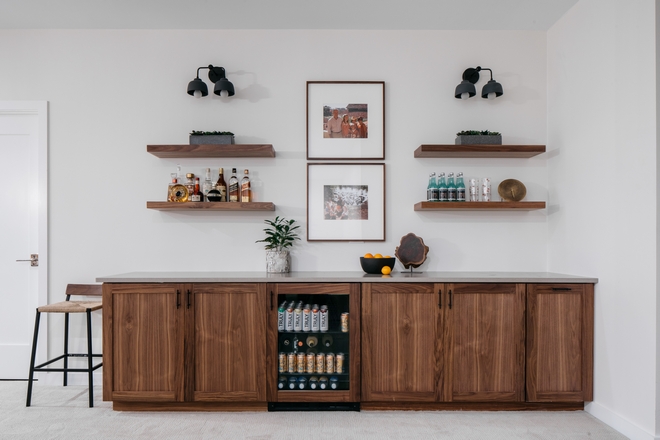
[189,130,235,145]
[455,130,502,145]
[256,216,300,273]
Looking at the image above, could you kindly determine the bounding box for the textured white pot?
[266,250,290,273]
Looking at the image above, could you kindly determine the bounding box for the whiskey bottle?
[241,169,251,202]
[202,168,214,200]
[185,173,195,202]
[228,168,239,202]
[190,177,203,202]
[215,168,227,202]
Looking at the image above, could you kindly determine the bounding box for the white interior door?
[0,102,48,379]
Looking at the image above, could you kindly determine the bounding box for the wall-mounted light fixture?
[187,65,235,98]
[454,66,503,100]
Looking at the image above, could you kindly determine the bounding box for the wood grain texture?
[414,144,546,158]
[527,284,593,402]
[444,283,525,402]
[113,401,268,412]
[361,401,583,411]
[102,284,113,401]
[146,201,275,211]
[362,283,441,402]
[276,391,352,402]
[192,283,266,402]
[110,284,185,402]
[414,201,546,211]
[147,144,276,158]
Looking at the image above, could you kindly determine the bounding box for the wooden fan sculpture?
[395,233,429,273]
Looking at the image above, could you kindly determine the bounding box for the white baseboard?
[586,401,657,440]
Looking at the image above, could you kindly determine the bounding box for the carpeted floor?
[0,381,628,440]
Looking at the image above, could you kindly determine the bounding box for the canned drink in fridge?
[319,376,329,390]
[335,353,344,374]
[340,312,349,333]
[306,353,315,373]
[287,353,296,374]
[325,353,334,373]
[278,376,287,389]
[315,353,325,374]
[288,376,297,390]
[285,302,294,331]
[311,304,320,331]
[296,353,305,373]
[293,302,303,331]
[330,376,339,390]
[277,302,286,331]
[278,352,287,373]
[297,376,307,390]
[302,304,311,331]
[309,376,319,389]
[320,305,329,332]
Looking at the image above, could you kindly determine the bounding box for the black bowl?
[360,257,396,274]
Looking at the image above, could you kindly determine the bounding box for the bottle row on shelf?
[167,166,252,203]
[427,172,494,202]
[278,375,341,390]
[279,351,346,375]
[278,301,349,333]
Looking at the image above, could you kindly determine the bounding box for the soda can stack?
[293,302,303,331]
[311,304,320,331]
[287,353,296,373]
[341,312,349,333]
[306,353,315,373]
[335,353,344,374]
[278,352,287,373]
[325,353,335,373]
[320,305,329,332]
[285,302,294,331]
[315,353,325,374]
[296,353,305,373]
[482,178,491,202]
[469,178,479,202]
[302,304,311,331]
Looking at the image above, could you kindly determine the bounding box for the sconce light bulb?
[218,90,228,97]
[461,92,470,100]
[193,90,202,99]
[487,92,496,100]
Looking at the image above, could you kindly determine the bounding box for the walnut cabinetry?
[103,283,267,410]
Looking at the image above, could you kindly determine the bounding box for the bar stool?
[26,284,103,408]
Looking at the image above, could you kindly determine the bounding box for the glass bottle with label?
[447,172,457,201]
[202,168,214,200]
[437,172,448,202]
[185,173,195,202]
[241,169,251,202]
[228,168,239,202]
[167,173,178,202]
[190,177,203,202]
[215,168,227,202]
[427,172,439,202]
[456,172,465,202]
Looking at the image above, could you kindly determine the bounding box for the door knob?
[16,254,38,267]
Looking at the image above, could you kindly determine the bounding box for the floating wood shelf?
[414,201,546,211]
[414,144,546,158]
[147,144,276,158]
[147,201,275,211]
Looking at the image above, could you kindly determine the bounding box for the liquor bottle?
[189,177,203,202]
[185,173,195,202]
[447,172,457,201]
[202,168,214,200]
[228,168,239,202]
[167,173,178,201]
[215,168,227,202]
[322,335,333,348]
[241,169,251,202]
[306,335,318,348]
[427,172,439,202]
[456,172,466,202]
[438,172,448,202]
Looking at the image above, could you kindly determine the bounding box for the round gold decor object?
[497,179,526,202]
[169,184,189,202]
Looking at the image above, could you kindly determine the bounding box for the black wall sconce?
[187,65,235,98]
[454,66,503,99]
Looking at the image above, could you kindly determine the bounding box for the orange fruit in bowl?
[364,253,374,258]
[381,266,392,275]
[384,255,391,258]
[374,253,383,258]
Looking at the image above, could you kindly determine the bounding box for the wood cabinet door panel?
[192,283,266,402]
[527,284,593,402]
[362,283,442,402]
[110,284,184,402]
[445,283,525,402]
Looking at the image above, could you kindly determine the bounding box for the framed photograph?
[306,81,385,160]
[307,163,385,241]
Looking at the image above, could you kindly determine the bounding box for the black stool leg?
[86,308,94,408]
[26,310,41,407]
[63,312,69,386]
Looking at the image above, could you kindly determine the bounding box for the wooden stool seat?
[26,284,103,408]
[38,301,102,314]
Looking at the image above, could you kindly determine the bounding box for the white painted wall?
[547,1,657,439]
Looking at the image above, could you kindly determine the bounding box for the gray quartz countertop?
[96,271,598,284]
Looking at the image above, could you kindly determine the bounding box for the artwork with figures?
[323,185,368,220]
[323,104,368,139]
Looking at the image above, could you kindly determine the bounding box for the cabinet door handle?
[552,287,572,291]
[187,290,191,309]
[438,289,442,309]
[270,291,274,310]
[176,290,181,309]
[449,289,453,309]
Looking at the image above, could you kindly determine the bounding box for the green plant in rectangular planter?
[455,130,502,145]
[189,130,235,145]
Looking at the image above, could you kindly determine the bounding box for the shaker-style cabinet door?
[444,283,526,402]
[362,283,443,402]
[526,284,594,402]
